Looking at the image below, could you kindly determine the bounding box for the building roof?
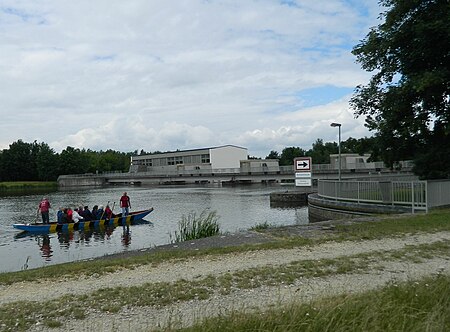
[132,145,247,159]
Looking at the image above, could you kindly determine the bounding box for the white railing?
[318,179,428,213]
[427,180,450,209]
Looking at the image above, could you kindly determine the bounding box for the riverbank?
[1,210,449,331]
[0,181,57,190]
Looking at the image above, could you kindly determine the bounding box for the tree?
[36,142,59,181]
[1,140,37,181]
[265,150,280,160]
[279,147,306,166]
[306,139,338,164]
[58,146,90,175]
[351,0,450,178]
[341,137,382,162]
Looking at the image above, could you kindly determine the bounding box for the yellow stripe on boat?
[113,217,119,227]
[125,215,131,225]
[68,223,74,231]
[49,224,57,232]
[84,221,90,231]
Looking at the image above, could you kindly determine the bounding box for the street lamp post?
[330,122,341,181]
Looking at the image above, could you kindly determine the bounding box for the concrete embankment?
[269,189,316,208]
[269,190,417,223]
[308,193,414,222]
[57,175,105,187]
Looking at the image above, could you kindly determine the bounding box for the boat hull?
[13,208,154,234]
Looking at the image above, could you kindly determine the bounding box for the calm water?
[0,184,308,273]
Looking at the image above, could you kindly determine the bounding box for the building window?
[167,157,175,165]
[175,156,183,165]
[201,154,210,163]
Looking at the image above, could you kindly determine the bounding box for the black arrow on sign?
[298,161,308,168]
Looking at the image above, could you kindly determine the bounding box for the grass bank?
[0,181,57,190]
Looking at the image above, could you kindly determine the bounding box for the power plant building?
[130,145,249,174]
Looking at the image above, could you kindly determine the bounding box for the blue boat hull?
[13,208,154,234]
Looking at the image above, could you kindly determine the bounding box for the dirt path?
[3,231,449,331]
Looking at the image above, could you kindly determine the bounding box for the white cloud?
[0,0,381,157]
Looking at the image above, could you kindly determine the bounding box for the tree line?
[264,137,379,166]
[0,140,134,182]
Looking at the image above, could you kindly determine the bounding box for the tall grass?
[171,209,220,243]
[175,275,450,332]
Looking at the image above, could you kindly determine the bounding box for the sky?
[0,0,383,158]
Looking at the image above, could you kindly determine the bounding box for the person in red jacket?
[37,197,51,224]
[105,204,114,219]
[120,192,131,217]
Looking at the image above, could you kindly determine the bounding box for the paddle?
[99,201,109,220]
[111,202,116,217]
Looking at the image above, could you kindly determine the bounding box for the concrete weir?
[269,189,315,208]
[57,175,106,187]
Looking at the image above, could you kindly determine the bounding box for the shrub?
[171,210,220,243]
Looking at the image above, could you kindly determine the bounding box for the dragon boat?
[12,208,154,234]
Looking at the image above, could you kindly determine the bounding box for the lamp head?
[330,122,341,127]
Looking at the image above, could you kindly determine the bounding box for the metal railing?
[318,179,428,213]
[427,180,450,209]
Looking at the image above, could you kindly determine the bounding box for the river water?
[0,184,308,273]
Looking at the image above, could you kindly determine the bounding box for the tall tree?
[265,150,280,160]
[306,139,338,164]
[58,146,90,175]
[351,0,450,178]
[279,147,306,166]
[1,140,37,181]
[36,143,59,181]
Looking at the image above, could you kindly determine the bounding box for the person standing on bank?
[38,197,51,224]
[120,192,131,217]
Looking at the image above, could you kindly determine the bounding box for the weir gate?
[58,163,415,187]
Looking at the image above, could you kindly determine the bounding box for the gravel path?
[2,230,449,331]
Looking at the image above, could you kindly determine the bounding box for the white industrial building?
[130,145,249,174]
[329,153,372,170]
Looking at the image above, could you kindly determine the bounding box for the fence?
[318,179,428,213]
[427,180,450,209]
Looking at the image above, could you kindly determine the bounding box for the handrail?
[318,179,427,213]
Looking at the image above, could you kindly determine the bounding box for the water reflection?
[38,235,52,260]
[121,227,131,247]
[21,225,133,263]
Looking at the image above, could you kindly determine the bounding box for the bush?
[171,210,220,243]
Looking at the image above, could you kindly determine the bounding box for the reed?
[171,209,221,243]
[250,221,271,230]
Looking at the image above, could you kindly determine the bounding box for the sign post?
[294,157,312,187]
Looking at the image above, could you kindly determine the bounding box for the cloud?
[0,0,381,157]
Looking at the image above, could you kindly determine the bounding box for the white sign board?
[294,157,312,172]
[295,172,312,178]
[295,178,312,187]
